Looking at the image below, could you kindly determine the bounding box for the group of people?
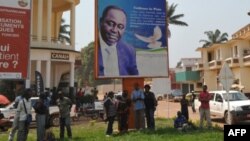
[7,89,73,141]
[174,85,212,131]
[104,83,157,136]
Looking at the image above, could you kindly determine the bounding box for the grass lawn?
[0,118,223,141]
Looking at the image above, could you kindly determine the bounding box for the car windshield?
[172,90,182,96]
[222,92,249,101]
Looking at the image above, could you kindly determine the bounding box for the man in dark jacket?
[144,84,157,130]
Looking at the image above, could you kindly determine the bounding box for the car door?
[209,93,216,115]
[213,93,224,117]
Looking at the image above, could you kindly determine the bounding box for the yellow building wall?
[204,70,217,91]
[239,68,250,93]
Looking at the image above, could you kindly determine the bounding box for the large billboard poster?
[0,0,31,79]
[95,0,168,78]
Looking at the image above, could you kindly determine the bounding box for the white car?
[194,90,250,124]
[0,97,75,126]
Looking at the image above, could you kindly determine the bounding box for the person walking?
[8,92,23,141]
[131,83,145,130]
[198,85,212,128]
[180,93,189,121]
[33,93,48,141]
[57,91,72,140]
[143,84,157,130]
[16,88,33,141]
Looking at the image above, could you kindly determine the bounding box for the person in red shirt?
[198,85,212,128]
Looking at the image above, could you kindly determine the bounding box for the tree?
[199,29,228,47]
[58,18,70,43]
[79,42,112,86]
[167,2,188,37]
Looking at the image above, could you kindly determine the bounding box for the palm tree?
[167,1,188,37]
[199,29,228,47]
[58,18,70,43]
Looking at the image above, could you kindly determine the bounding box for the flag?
[35,71,44,95]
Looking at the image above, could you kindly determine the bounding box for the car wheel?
[157,96,163,101]
[50,115,60,126]
[224,111,234,125]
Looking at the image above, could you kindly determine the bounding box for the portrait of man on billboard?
[97,5,139,77]
[96,0,168,78]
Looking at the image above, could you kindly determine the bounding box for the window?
[215,94,223,102]
[186,67,192,71]
[210,93,215,101]
[234,46,238,57]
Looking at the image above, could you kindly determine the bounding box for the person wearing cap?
[56,91,72,140]
[144,84,157,130]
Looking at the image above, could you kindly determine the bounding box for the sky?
[64,0,250,68]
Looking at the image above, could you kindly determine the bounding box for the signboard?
[51,53,70,60]
[95,0,168,78]
[0,0,31,79]
[219,63,234,91]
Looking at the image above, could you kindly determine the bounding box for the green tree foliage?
[167,1,188,37]
[59,18,70,43]
[79,42,112,86]
[199,29,228,47]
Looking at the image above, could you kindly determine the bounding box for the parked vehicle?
[151,78,171,101]
[169,89,183,102]
[0,97,75,126]
[73,101,104,121]
[194,90,250,125]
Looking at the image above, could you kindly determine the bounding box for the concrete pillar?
[70,3,76,49]
[46,60,51,88]
[47,0,52,42]
[37,0,43,41]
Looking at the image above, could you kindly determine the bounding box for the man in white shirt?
[16,89,32,141]
[98,5,139,77]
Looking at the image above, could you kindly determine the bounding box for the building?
[195,23,250,95]
[29,0,80,96]
[174,58,202,94]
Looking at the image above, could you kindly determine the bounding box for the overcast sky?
[64,0,250,68]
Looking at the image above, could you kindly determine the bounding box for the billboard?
[0,0,31,79]
[95,0,168,78]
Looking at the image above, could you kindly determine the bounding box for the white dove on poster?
[135,26,162,48]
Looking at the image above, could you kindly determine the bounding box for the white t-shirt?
[99,34,119,76]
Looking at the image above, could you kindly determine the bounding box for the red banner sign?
[0,0,31,79]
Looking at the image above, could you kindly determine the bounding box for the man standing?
[16,88,32,141]
[57,91,72,140]
[198,85,212,128]
[98,5,138,76]
[144,84,157,130]
[33,93,48,141]
[131,83,145,130]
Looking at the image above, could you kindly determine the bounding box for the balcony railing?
[243,55,250,66]
[30,35,73,50]
[208,60,222,69]
[225,58,239,67]
[195,62,204,70]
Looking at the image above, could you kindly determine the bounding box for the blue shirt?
[174,115,187,128]
[131,89,145,110]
